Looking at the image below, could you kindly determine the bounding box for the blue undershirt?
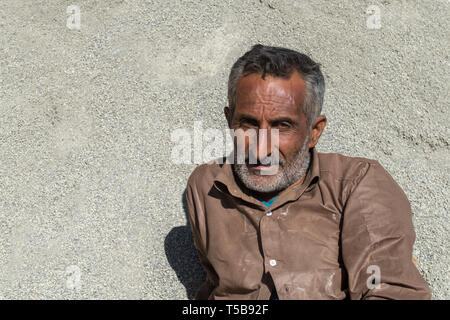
[259,195,279,208]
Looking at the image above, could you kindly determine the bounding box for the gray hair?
[227,44,325,129]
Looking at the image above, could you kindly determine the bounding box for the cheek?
[278,134,305,160]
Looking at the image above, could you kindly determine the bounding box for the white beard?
[233,135,311,193]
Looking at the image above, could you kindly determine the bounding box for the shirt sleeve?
[341,161,432,300]
[186,178,218,300]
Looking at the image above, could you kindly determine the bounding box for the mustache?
[240,153,285,166]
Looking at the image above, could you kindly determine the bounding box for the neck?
[253,173,308,202]
[253,189,280,202]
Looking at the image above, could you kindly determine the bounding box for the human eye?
[273,120,292,129]
[239,118,259,129]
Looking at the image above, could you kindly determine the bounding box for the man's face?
[226,71,311,194]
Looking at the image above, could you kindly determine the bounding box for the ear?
[224,107,232,128]
[307,115,327,149]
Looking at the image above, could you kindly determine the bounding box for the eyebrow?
[236,114,259,123]
[236,114,296,125]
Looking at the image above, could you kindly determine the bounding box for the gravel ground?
[0,0,448,299]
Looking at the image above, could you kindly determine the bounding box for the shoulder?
[318,151,409,206]
[317,151,382,182]
[186,159,224,193]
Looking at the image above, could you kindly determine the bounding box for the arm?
[341,161,431,300]
[185,179,218,300]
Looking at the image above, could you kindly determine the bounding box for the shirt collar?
[213,147,321,208]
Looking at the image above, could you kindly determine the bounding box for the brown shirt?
[186,147,431,300]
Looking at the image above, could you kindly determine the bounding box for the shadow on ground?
[164,190,206,299]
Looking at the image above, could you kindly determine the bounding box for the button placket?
[260,213,276,271]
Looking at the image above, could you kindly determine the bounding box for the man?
[185,44,431,300]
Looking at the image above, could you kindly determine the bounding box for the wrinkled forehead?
[236,72,307,115]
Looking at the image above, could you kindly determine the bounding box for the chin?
[245,174,282,193]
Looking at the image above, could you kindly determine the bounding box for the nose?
[248,128,273,164]
[258,128,272,162]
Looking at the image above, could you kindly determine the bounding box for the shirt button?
[269,259,277,267]
[266,211,272,216]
